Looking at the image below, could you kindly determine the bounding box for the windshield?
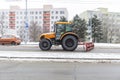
[55,24,65,40]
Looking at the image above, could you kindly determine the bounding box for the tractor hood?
[39,32,55,40]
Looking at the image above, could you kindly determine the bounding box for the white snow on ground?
[0,51,120,59]
[95,43,120,48]
[1,51,120,62]
[21,42,39,46]
[1,42,120,62]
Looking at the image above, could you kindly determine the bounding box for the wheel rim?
[42,41,48,48]
[65,39,74,47]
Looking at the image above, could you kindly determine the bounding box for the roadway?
[0,61,120,80]
[0,44,120,80]
[0,44,120,62]
[0,44,120,53]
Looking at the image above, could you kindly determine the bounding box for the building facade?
[0,5,68,41]
[80,8,120,43]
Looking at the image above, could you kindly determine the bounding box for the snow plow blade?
[78,42,94,51]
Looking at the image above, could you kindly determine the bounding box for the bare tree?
[108,29,114,43]
[29,21,42,42]
[0,13,5,36]
[17,26,26,41]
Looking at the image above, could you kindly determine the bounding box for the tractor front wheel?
[62,35,78,51]
[39,39,52,51]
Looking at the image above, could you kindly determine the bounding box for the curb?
[1,56,120,63]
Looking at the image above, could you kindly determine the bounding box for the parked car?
[0,35,21,45]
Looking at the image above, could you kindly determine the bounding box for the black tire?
[11,42,16,45]
[39,39,52,51]
[62,35,78,51]
[2,43,4,45]
[17,43,21,45]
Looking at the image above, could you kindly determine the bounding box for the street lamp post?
[89,14,93,42]
[25,0,28,43]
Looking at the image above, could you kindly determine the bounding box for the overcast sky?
[1,0,120,20]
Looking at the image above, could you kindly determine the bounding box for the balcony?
[9,18,15,20]
[9,26,15,29]
[43,14,50,16]
[43,24,50,26]
[9,14,15,16]
[43,18,50,21]
[9,24,15,26]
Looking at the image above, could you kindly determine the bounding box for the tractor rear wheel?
[39,39,52,51]
[62,35,78,51]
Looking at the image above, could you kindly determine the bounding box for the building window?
[56,16,58,19]
[44,11,49,14]
[9,21,11,24]
[32,16,34,19]
[24,16,26,19]
[17,26,19,28]
[51,21,54,24]
[2,12,4,14]
[44,21,46,24]
[10,16,14,19]
[30,16,32,19]
[20,12,22,14]
[60,11,64,14]
[24,11,28,15]
[20,16,22,19]
[51,16,54,19]
[31,11,34,14]
[56,11,58,14]
[51,11,54,14]
[6,22,8,24]
[16,12,18,14]
[20,21,22,24]
[39,16,41,19]
[44,16,47,19]
[35,16,38,19]
[6,17,8,19]
[5,12,8,15]
[17,16,19,19]
[39,11,41,14]
[17,21,19,24]
[36,11,38,14]
[36,21,38,24]
[30,11,32,14]
[52,26,54,29]
[117,15,120,17]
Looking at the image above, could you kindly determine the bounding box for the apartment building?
[0,5,68,41]
[80,8,120,43]
[43,5,68,32]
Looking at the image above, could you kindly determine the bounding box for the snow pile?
[1,51,120,62]
[21,42,39,45]
[0,51,120,59]
[95,43,120,48]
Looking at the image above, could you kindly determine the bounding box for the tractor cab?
[54,22,72,40]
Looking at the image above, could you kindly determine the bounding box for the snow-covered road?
[0,43,120,62]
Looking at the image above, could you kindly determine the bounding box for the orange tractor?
[39,22,94,51]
